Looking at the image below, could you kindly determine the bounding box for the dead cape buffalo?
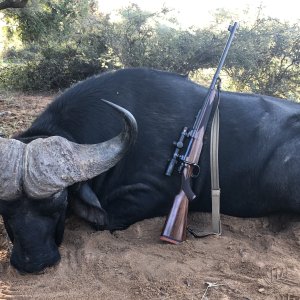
[0,68,299,273]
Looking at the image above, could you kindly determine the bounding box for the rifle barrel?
[194,22,239,132]
[207,22,239,96]
[182,22,239,163]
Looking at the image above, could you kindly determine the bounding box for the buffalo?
[0,68,299,273]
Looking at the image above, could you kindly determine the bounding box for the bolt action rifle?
[160,22,239,244]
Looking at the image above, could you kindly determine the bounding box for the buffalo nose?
[10,250,61,274]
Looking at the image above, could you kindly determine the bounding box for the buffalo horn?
[23,100,138,199]
[0,138,25,200]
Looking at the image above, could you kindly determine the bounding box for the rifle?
[160,22,239,244]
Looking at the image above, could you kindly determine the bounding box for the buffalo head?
[0,100,137,273]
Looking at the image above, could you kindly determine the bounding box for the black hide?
[1,67,300,272]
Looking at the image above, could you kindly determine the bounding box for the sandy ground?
[0,92,300,300]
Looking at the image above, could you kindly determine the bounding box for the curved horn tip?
[100,98,132,117]
[100,98,138,143]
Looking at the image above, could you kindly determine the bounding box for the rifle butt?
[160,190,189,244]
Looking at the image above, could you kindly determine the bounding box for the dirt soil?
[0,92,300,300]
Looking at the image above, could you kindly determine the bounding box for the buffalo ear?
[69,182,108,230]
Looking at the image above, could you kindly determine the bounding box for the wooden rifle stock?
[160,190,188,244]
[160,124,207,244]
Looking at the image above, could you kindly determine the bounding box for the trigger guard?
[191,164,200,178]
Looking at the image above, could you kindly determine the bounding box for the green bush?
[0,0,115,91]
[0,1,299,99]
[0,42,119,91]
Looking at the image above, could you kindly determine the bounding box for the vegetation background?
[0,0,299,100]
